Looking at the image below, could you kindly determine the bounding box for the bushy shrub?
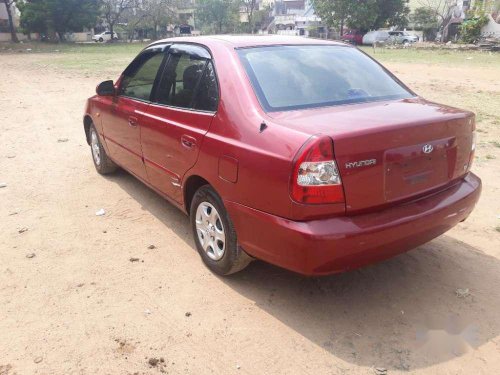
[460,14,488,43]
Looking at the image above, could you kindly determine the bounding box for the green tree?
[411,7,438,40]
[373,0,410,29]
[101,0,136,38]
[460,2,489,44]
[252,5,271,33]
[312,0,351,35]
[18,0,100,41]
[17,0,46,37]
[121,5,147,42]
[348,1,378,31]
[313,0,410,34]
[196,0,239,34]
[142,0,177,39]
[240,0,258,33]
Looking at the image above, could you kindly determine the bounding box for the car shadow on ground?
[108,170,500,371]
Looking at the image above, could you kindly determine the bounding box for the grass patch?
[42,43,147,74]
[360,46,500,67]
[1,41,147,76]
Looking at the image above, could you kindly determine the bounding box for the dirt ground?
[1,48,499,375]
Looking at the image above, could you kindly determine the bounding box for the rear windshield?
[237,45,413,112]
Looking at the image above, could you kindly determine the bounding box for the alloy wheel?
[91,129,101,166]
[195,202,226,261]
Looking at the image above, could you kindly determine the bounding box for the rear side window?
[156,49,218,111]
[120,51,165,101]
[238,45,413,112]
[193,62,218,111]
[156,53,204,108]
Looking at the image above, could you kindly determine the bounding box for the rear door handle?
[128,116,138,127]
[181,135,197,150]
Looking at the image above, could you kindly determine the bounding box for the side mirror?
[96,80,115,96]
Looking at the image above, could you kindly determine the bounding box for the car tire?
[99,37,103,42]
[89,123,117,175]
[190,185,252,275]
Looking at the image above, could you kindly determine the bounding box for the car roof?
[149,35,347,49]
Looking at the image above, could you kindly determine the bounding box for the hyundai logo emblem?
[422,144,434,154]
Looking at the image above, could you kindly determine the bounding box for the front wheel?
[89,124,117,175]
[190,185,252,275]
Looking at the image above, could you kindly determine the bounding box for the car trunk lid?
[269,98,475,213]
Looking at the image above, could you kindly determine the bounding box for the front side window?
[120,51,165,101]
[238,45,413,112]
[156,52,218,111]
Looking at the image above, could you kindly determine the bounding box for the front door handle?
[128,116,138,127]
[181,135,197,150]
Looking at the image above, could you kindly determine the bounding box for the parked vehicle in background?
[92,31,118,42]
[388,31,419,44]
[84,36,481,276]
[362,30,390,45]
[341,30,364,45]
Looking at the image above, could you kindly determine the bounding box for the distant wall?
[0,32,94,43]
[277,29,299,36]
[482,14,500,38]
[0,32,30,42]
[65,32,92,42]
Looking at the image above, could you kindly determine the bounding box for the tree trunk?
[248,10,253,34]
[109,22,115,41]
[57,31,66,42]
[340,18,344,37]
[4,0,19,43]
[153,22,158,40]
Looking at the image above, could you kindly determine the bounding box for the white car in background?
[92,31,118,42]
[362,30,390,45]
[388,31,419,44]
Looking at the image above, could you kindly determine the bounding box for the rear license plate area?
[384,138,456,202]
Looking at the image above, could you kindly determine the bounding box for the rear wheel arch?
[184,175,211,214]
[189,183,252,275]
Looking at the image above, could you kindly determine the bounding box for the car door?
[100,45,168,181]
[140,44,218,202]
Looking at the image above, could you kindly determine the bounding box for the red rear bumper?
[225,173,481,276]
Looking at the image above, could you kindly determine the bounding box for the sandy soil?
[1,52,499,375]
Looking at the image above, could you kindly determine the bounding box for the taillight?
[290,136,345,204]
[467,130,476,171]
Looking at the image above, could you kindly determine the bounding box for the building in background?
[0,2,26,42]
[175,0,200,36]
[0,1,18,30]
[408,0,500,42]
[266,0,327,37]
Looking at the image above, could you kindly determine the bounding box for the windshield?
[237,45,413,112]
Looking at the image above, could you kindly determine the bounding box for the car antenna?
[259,121,268,133]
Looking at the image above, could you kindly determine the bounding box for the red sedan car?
[341,29,364,45]
[83,36,481,276]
